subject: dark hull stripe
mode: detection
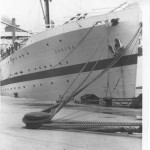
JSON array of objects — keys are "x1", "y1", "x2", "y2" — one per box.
[{"x1": 1, "y1": 54, "x2": 137, "y2": 86}]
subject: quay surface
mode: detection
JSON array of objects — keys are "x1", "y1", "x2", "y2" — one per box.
[{"x1": 0, "y1": 96, "x2": 142, "y2": 150}]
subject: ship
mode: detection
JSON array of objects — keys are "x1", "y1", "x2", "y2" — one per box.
[{"x1": 0, "y1": 1, "x2": 142, "y2": 102}]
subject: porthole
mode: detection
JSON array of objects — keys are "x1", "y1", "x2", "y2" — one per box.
[
  {"x1": 34, "y1": 68, "x2": 36, "y2": 70},
  {"x1": 22, "y1": 54, "x2": 24, "y2": 57},
  {"x1": 67, "y1": 80, "x2": 69, "y2": 82},
  {"x1": 23, "y1": 86, "x2": 25, "y2": 88},
  {"x1": 51, "y1": 82, "x2": 53, "y2": 85},
  {"x1": 18, "y1": 87, "x2": 20, "y2": 89},
  {"x1": 27, "y1": 52, "x2": 29, "y2": 55},
  {"x1": 44, "y1": 66, "x2": 46, "y2": 68},
  {"x1": 19, "y1": 56, "x2": 21, "y2": 58},
  {"x1": 40, "y1": 84, "x2": 42, "y2": 86},
  {"x1": 66, "y1": 61, "x2": 68, "y2": 64},
  {"x1": 20, "y1": 71, "x2": 23, "y2": 74},
  {"x1": 59, "y1": 63, "x2": 61, "y2": 65},
  {"x1": 59, "y1": 40, "x2": 62, "y2": 42},
  {"x1": 50, "y1": 64, "x2": 52, "y2": 67},
  {"x1": 28, "y1": 69, "x2": 30, "y2": 72},
  {"x1": 39, "y1": 67, "x2": 41, "y2": 69},
  {"x1": 46, "y1": 43, "x2": 49, "y2": 46},
  {"x1": 33, "y1": 85, "x2": 35, "y2": 87}
]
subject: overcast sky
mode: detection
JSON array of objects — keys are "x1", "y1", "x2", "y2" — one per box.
[{"x1": 0, "y1": 0, "x2": 146, "y2": 32}]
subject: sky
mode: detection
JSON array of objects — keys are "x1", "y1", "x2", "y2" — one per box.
[{"x1": 0, "y1": 0, "x2": 147, "y2": 32}]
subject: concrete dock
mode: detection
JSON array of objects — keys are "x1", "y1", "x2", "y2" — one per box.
[{"x1": 0, "y1": 96, "x2": 142, "y2": 150}]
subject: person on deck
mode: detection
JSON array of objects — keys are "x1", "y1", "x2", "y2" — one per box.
[
  {"x1": 108, "y1": 38, "x2": 124, "y2": 56},
  {"x1": 114, "y1": 38, "x2": 123, "y2": 53}
]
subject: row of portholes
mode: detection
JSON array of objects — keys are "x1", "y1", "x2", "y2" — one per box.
[
  {"x1": 2, "y1": 80, "x2": 70, "y2": 91},
  {"x1": 14, "y1": 71, "x2": 23, "y2": 75},
  {"x1": 27, "y1": 61, "x2": 69, "y2": 72},
  {"x1": 5, "y1": 52, "x2": 30, "y2": 65},
  {"x1": 11, "y1": 52, "x2": 29, "y2": 62},
  {"x1": 12, "y1": 60, "x2": 69, "y2": 76},
  {"x1": 54, "y1": 45, "x2": 75, "y2": 54}
]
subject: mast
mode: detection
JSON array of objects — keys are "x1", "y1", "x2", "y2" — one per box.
[
  {"x1": 11, "y1": 18, "x2": 16, "y2": 44},
  {"x1": 43, "y1": 0, "x2": 52, "y2": 28}
]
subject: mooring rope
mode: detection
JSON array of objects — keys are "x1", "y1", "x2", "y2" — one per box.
[{"x1": 41, "y1": 121, "x2": 142, "y2": 134}]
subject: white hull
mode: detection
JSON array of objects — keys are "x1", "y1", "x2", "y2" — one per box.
[{"x1": 0, "y1": 3, "x2": 141, "y2": 101}]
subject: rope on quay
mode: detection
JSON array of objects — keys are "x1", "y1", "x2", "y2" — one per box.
[{"x1": 41, "y1": 121, "x2": 142, "y2": 134}]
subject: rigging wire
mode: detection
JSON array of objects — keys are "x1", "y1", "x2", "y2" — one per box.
[{"x1": 39, "y1": 0, "x2": 47, "y2": 25}]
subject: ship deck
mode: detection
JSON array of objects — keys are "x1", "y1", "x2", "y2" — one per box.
[{"x1": 0, "y1": 96, "x2": 142, "y2": 150}]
